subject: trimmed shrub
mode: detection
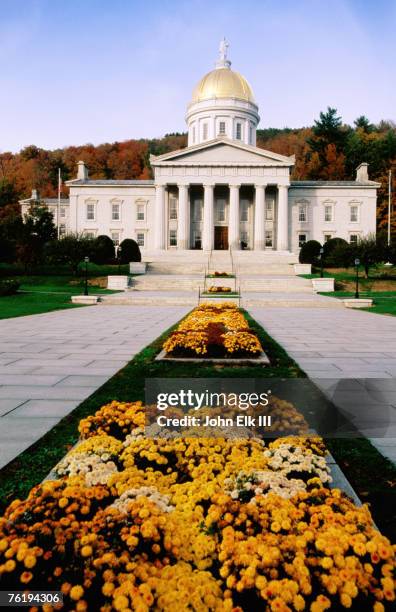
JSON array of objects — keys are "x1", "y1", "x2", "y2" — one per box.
[
  {"x1": 323, "y1": 237, "x2": 349, "y2": 266},
  {"x1": 119, "y1": 239, "x2": 141, "y2": 263},
  {"x1": 0, "y1": 280, "x2": 20, "y2": 296},
  {"x1": 91, "y1": 235, "x2": 115, "y2": 265},
  {"x1": 299, "y1": 240, "x2": 321, "y2": 264}
]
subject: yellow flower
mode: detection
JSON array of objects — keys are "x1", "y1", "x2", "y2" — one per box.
[
  {"x1": 80, "y1": 545, "x2": 93, "y2": 557},
  {"x1": 102, "y1": 582, "x2": 115, "y2": 596},
  {"x1": 4, "y1": 559, "x2": 16, "y2": 572},
  {"x1": 23, "y1": 555, "x2": 36, "y2": 569},
  {"x1": 113, "y1": 595, "x2": 129, "y2": 610},
  {"x1": 70, "y1": 585, "x2": 84, "y2": 601}
]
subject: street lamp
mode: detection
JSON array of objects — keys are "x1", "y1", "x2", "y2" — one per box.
[
  {"x1": 354, "y1": 258, "x2": 360, "y2": 299},
  {"x1": 84, "y1": 256, "x2": 89, "y2": 296},
  {"x1": 319, "y1": 247, "x2": 324, "y2": 278},
  {"x1": 117, "y1": 245, "x2": 122, "y2": 274}
]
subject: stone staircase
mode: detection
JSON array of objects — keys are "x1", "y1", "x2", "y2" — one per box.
[
  {"x1": 131, "y1": 274, "x2": 203, "y2": 291},
  {"x1": 100, "y1": 248, "x2": 343, "y2": 307},
  {"x1": 240, "y1": 276, "x2": 312, "y2": 293}
]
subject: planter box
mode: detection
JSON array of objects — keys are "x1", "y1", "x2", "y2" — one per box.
[
  {"x1": 155, "y1": 348, "x2": 270, "y2": 366},
  {"x1": 312, "y1": 278, "x2": 334, "y2": 292},
  {"x1": 107, "y1": 275, "x2": 129, "y2": 290},
  {"x1": 71, "y1": 295, "x2": 99, "y2": 305},
  {"x1": 343, "y1": 298, "x2": 373, "y2": 309},
  {"x1": 205, "y1": 277, "x2": 236, "y2": 290},
  {"x1": 129, "y1": 262, "x2": 147, "y2": 274},
  {"x1": 294, "y1": 263, "x2": 311, "y2": 275}
]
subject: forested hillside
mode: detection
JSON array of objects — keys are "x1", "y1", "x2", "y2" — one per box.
[{"x1": 0, "y1": 108, "x2": 395, "y2": 231}]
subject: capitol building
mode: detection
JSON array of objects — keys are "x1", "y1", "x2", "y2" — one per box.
[{"x1": 25, "y1": 40, "x2": 378, "y2": 255}]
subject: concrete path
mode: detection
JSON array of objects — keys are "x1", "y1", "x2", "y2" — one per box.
[
  {"x1": 0, "y1": 305, "x2": 189, "y2": 469},
  {"x1": 249, "y1": 307, "x2": 396, "y2": 463}
]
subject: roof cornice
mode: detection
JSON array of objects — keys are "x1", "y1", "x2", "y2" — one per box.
[{"x1": 150, "y1": 137, "x2": 295, "y2": 166}]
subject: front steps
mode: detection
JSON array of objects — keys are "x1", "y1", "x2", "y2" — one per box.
[
  {"x1": 100, "y1": 291, "x2": 342, "y2": 308},
  {"x1": 240, "y1": 276, "x2": 312, "y2": 293},
  {"x1": 130, "y1": 274, "x2": 311, "y2": 293}
]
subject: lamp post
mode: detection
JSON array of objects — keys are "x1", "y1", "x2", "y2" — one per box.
[
  {"x1": 354, "y1": 258, "x2": 360, "y2": 299},
  {"x1": 84, "y1": 256, "x2": 89, "y2": 296},
  {"x1": 117, "y1": 246, "x2": 122, "y2": 274},
  {"x1": 319, "y1": 247, "x2": 324, "y2": 278}
]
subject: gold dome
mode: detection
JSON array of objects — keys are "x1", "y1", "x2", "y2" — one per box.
[{"x1": 191, "y1": 67, "x2": 255, "y2": 104}]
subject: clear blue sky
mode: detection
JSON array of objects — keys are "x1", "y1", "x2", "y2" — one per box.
[{"x1": 1, "y1": 0, "x2": 395, "y2": 152}]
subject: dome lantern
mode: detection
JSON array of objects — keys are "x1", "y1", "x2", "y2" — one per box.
[{"x1": 186, "y1": 40, "x2": 260, "y2": 147}]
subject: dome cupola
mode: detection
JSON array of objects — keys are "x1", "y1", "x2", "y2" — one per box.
[{"x1": 186, "y1": 39, "x2": 260, "y2": 146}]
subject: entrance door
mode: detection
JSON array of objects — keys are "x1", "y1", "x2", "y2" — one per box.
[{"x1": 214, "y1": 226, "x2": 228, "y2": 250}]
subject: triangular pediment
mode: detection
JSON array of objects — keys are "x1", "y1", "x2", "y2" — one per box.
[{"x1": 151, "y1": 138, "x2": 294, "y2": 167}]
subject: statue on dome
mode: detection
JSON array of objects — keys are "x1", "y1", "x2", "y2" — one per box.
[{"x1": 219, "y1": 37, "x2": 229, "y2": 62}]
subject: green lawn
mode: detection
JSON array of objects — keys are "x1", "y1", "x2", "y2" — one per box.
[
  {"x1": 0, "y1": 309, "x2": 394, "y2": 540},
  {"x1": 299, "y1": 265, "x2": 396, "y2": 316},
  {"x1": 318, "y1": 291, "x2": 396, "y2": 316},
  {"x1": 0, "y1": 275, "x2": 118, "y2": 319}
]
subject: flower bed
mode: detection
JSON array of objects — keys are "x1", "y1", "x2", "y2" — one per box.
[
  {"x1": 0, "y1": 400, "x2": 394, "y2": 611},
  {"x1": 207, "y1": 272, "x2": 234, "y2": 278},
  {"x1": 163, "y1": 304, "x2": 263, "y2": 358},
  {"x1": 207, "y1": 286, "x2": 232, "y2": 293}
]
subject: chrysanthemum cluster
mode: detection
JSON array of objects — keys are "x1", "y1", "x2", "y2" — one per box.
[
  {"x1": 0, "y1": 398, "x2": 394, "y2": 611},
  {"x1": 163, "y1": 304, "x2": 263, "y2": 357}
]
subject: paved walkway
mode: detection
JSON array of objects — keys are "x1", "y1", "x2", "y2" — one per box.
[
  {"x1": 0, "y1": 305, "x2": 189, "y2": 468},
  {"x1": 249, "y1": 306, "x2": 396, "y2": 463}
]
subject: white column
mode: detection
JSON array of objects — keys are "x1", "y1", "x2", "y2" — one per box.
[
  {"x1": 229, "y1": 184, "x2": 240, "y2": 250},
  {"x1": 154, "y1": 184, "x2": 165, "y2": 250},
  {"x1": 202, "y1": 184, "x2": 214, "y2": 251},
  {"x1": 254, "y1": 184, "x2": 266, "y2": 250},
  {"x1": 177, "y1": 184, "x2": 189, "y2": 249},
  {"x1": 277, "y1": 184, "x2": 289, "y2": 251}
]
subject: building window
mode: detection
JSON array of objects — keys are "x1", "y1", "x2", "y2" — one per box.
[
  {"x1": 324, "y1": 205, "x2": 333, "y2": 222},
  {"x1": 169, "y1": 196, "x2": 178, "y2": 220},
  {"x1": 218, "y1": 121, "x2": 226, "y2": 136},
  {"x1": 169, "y1": 229, "x2": 177, "y2": 246},
  {"x1": 194, "y1": 200, "x2": 202, "y2": 221},
  {"x1": 136, "y1": 232, "x2": 145, "y2": 247},
  {"x1": 350, "y1": 205, "x2": 359, "y2": 222},
  {"x1": 59, "y1": 224, "x2": 66, "y2": 237},
  {"x1": 265, "y1": 230, "x2": 273, "y2": 247},
  {"x1": 236, "y1": 123, "x2": 242, "y2": 140},
  {"x1": 298, "y1": 204, "x2": 307, "y2": 222},
  {"x1": 111, "y1": 231, "x2": 120, "y2": 245},
  {"x1": 217, "y1": 199, "x2": 225, "y2": 222},
  {"x1": 112, "y1": 203, "x2": 120, "y2": 221},
  {"x1": 350, "y1": 234, "x2": 359, "y2": 245},
  {"x1": 203, "y1": 123, "x2": 208, "y2": 140},
  {"x1": 249, "y1": 125, "x2": 253, "y2": 144},
  {"x1": 240, "y1": 201, "x2": 248, "y2": 222},
  {"x1": 298, "y1": 234, "x2": 307, "y2": 248},
  {"x1": 136, "y1": 204, "x2": 145, "y2": 220},
  {"x1": 265, "y1": 200, "x2": 273, "y2": 221},
  {"x1": 192, "y1": 126, "x2": 196, "y2": 143},
  {"x1": 60, "y1": 207, "x2": 66, "y2": 218},
  {"x1": 193, "y1": 229, "x2": 202, "y2": 249},
  {"x1": 324, "y1": 234, "x2": 332, "y2": 242},
  {"x1": 86, "y1": 203, "x2": 95, "y2": 221},
  {"x1": 85, "y1": 231, "x2": 95, "y2": 239}
]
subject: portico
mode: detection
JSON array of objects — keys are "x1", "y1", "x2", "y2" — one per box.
[
  {"x1": 152, "y1": 179, "x2": 291, "y2": 252},
  {"x1": 151, "y1": 138, "x2": 294, "y2": 252}
]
